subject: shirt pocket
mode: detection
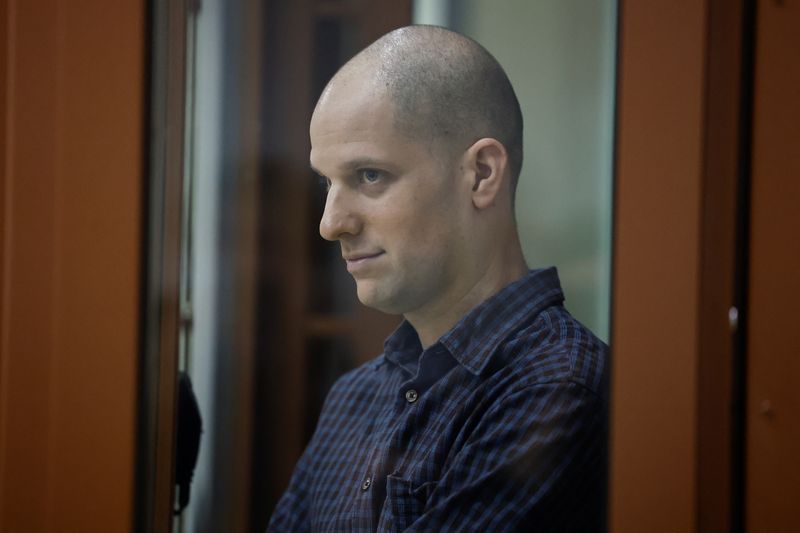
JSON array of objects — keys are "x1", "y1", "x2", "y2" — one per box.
[{"x1": 380, "y1": 474, "x2": 438, "y2": 531}]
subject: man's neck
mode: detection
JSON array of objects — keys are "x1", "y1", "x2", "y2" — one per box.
[{"x1": 406, "y1": 251, "x2": 529, "y2": 349}]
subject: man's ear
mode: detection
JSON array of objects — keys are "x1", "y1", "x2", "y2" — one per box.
[{"x1": 464, "y1": 138, "x2": 509, "y2": 209}]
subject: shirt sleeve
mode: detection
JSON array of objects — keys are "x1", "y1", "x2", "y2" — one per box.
[
  {"x1": 266, "y1": 364, "x2": 370, "y2": 532},
  {"x1": 396, "y1": 380, "x2": 607, "y2": 532},
  {"x1": 265, "y1": 440, "x2": 313, "y2": 533}
]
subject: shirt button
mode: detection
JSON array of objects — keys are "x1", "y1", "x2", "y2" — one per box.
[
  {"x1": 405, "y1": 389, "x2": 419, "y2": 403},
  {"x1": 361, "y1": 476, "x2": 372, "y2": 490}
]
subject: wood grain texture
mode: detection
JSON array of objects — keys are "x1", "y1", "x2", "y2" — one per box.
[{"x1": 0, "y1": 0, "x2": 144, "y2": 531}]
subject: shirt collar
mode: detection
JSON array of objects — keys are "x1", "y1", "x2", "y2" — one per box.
[
  {"x1": 381, "y1": 320, "x2": 423, "y2": 374},
  {"x1": 383, "y1": 268, "x2": 565, "y2": 375}
]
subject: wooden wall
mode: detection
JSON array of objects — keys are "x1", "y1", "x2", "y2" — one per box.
[
  {"x1": 745, "y1": 1, "x2": 800, "y2": 531},
  {"x1": 612, "y1": 0, "x2": 799, "y2": 531},
  {"x1": 611, "y1": 1, "x2": 707, "y2": 529},
  {"x1": 0, "y1": 1, "x2": 144, "y2": 531}
]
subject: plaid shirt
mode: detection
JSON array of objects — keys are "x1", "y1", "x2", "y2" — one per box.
[{"x1": 268, "y1": 268, "x2": 608, "y2": 532}]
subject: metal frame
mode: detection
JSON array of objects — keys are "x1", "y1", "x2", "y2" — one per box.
[{"x1": 135, "y1": 0, "x2": 188, "y2": 531}]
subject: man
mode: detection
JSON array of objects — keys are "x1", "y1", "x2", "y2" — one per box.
[{"x1": 268, "y1": 25, "x2": 607, "y2": 532}]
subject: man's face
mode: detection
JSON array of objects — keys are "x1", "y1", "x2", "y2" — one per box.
[{"x1": 309, "y1": 82, "x2": 471, "y2": 317}]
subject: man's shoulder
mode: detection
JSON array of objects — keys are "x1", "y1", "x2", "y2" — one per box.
[{"x1": 499, "y1": 305, "x2": 608, "y2": 397}]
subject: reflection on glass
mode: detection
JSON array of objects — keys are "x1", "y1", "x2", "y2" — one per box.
[
  {"x1": 173, "y1": 1, "x2": 227, "y2": 532},
  {"x1": 415, "y1": 0, "x2": 616, "y2": 340},
  {"x1": 165, "y1": 1, "x2": 616, "y2": 531}
]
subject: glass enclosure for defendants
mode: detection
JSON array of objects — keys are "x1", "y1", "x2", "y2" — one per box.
[{"x1": 140, "y1": 1, "x2": 617, "y2": 531}]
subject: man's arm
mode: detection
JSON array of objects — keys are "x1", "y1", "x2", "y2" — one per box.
[
  {"x1": 382, "y1": 381, "x2": 607, "y2": 532},
  {"x1": 266, "y1": 435, "x2": 314, "y2": 532}
]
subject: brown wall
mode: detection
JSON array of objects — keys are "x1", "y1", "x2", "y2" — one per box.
[
  {"x1": 613, "y1": 1, "x2": 800, "y2": 532},
  {"x1": 610, "y1": 1, "x2": 707, "y2": 530},
  {"x1": 746, "y1": 1, "x2": 800, "y2": 531},
  {"x1": 0, "y1": 1, "x2": 144, "y2": 531}
]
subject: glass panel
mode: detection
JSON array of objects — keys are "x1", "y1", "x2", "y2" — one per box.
[
  {"x1": 171, "y1": 0, "x2": 260, "y2": 530},
  {"x1": 157, "y1": 1, "x2": 617, "y2": 530},
  {"x1": 176, "y1": 0, "x2": 220, "y2": 531},
  {"x1": 414, "y1": 0, "x2": 617, "y2": 339}
]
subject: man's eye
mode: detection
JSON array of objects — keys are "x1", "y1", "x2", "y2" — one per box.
[{"x1": 359, "y1": 169, "x2": 382, "y2": 184}]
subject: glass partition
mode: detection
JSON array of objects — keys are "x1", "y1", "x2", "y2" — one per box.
[
  {"x1": 414, "y1": 0, "x2": 617, "y2": 339},
  {"x1": 145, "y1": 1, "x2": 618, "y2": 531}
]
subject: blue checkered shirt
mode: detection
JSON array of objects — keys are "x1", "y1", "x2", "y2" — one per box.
[{"x1": 268, "y1": 268, "x2": 608, "y2": 532}]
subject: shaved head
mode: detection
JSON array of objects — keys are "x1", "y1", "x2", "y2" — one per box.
[
  {"x1": 319, "y1": 25, "x2": 524, "y2": 187},
  {"x1": 310, "y1": 25, "x2": 530, "y2": 329}
]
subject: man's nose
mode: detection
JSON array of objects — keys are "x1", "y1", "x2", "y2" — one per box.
[{"x1": 319, "y1": 188, "x2": 362, "y2": 241}]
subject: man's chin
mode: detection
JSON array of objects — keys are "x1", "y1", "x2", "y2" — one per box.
[{"x1": 355, "y1": 282, "x2": 402, "y2": 315}]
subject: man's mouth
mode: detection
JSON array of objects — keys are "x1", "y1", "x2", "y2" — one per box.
[{"x1": 343, "y1": 251, "x2": 385, "y2": 272}]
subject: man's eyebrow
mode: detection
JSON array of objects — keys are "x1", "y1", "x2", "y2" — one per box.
[
  {"x1": 310, "y1": 157, "x2": 394, "y2": 177},
  {"x1": 339, "y1": 157, "x2": 389, "y2": 170}
]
